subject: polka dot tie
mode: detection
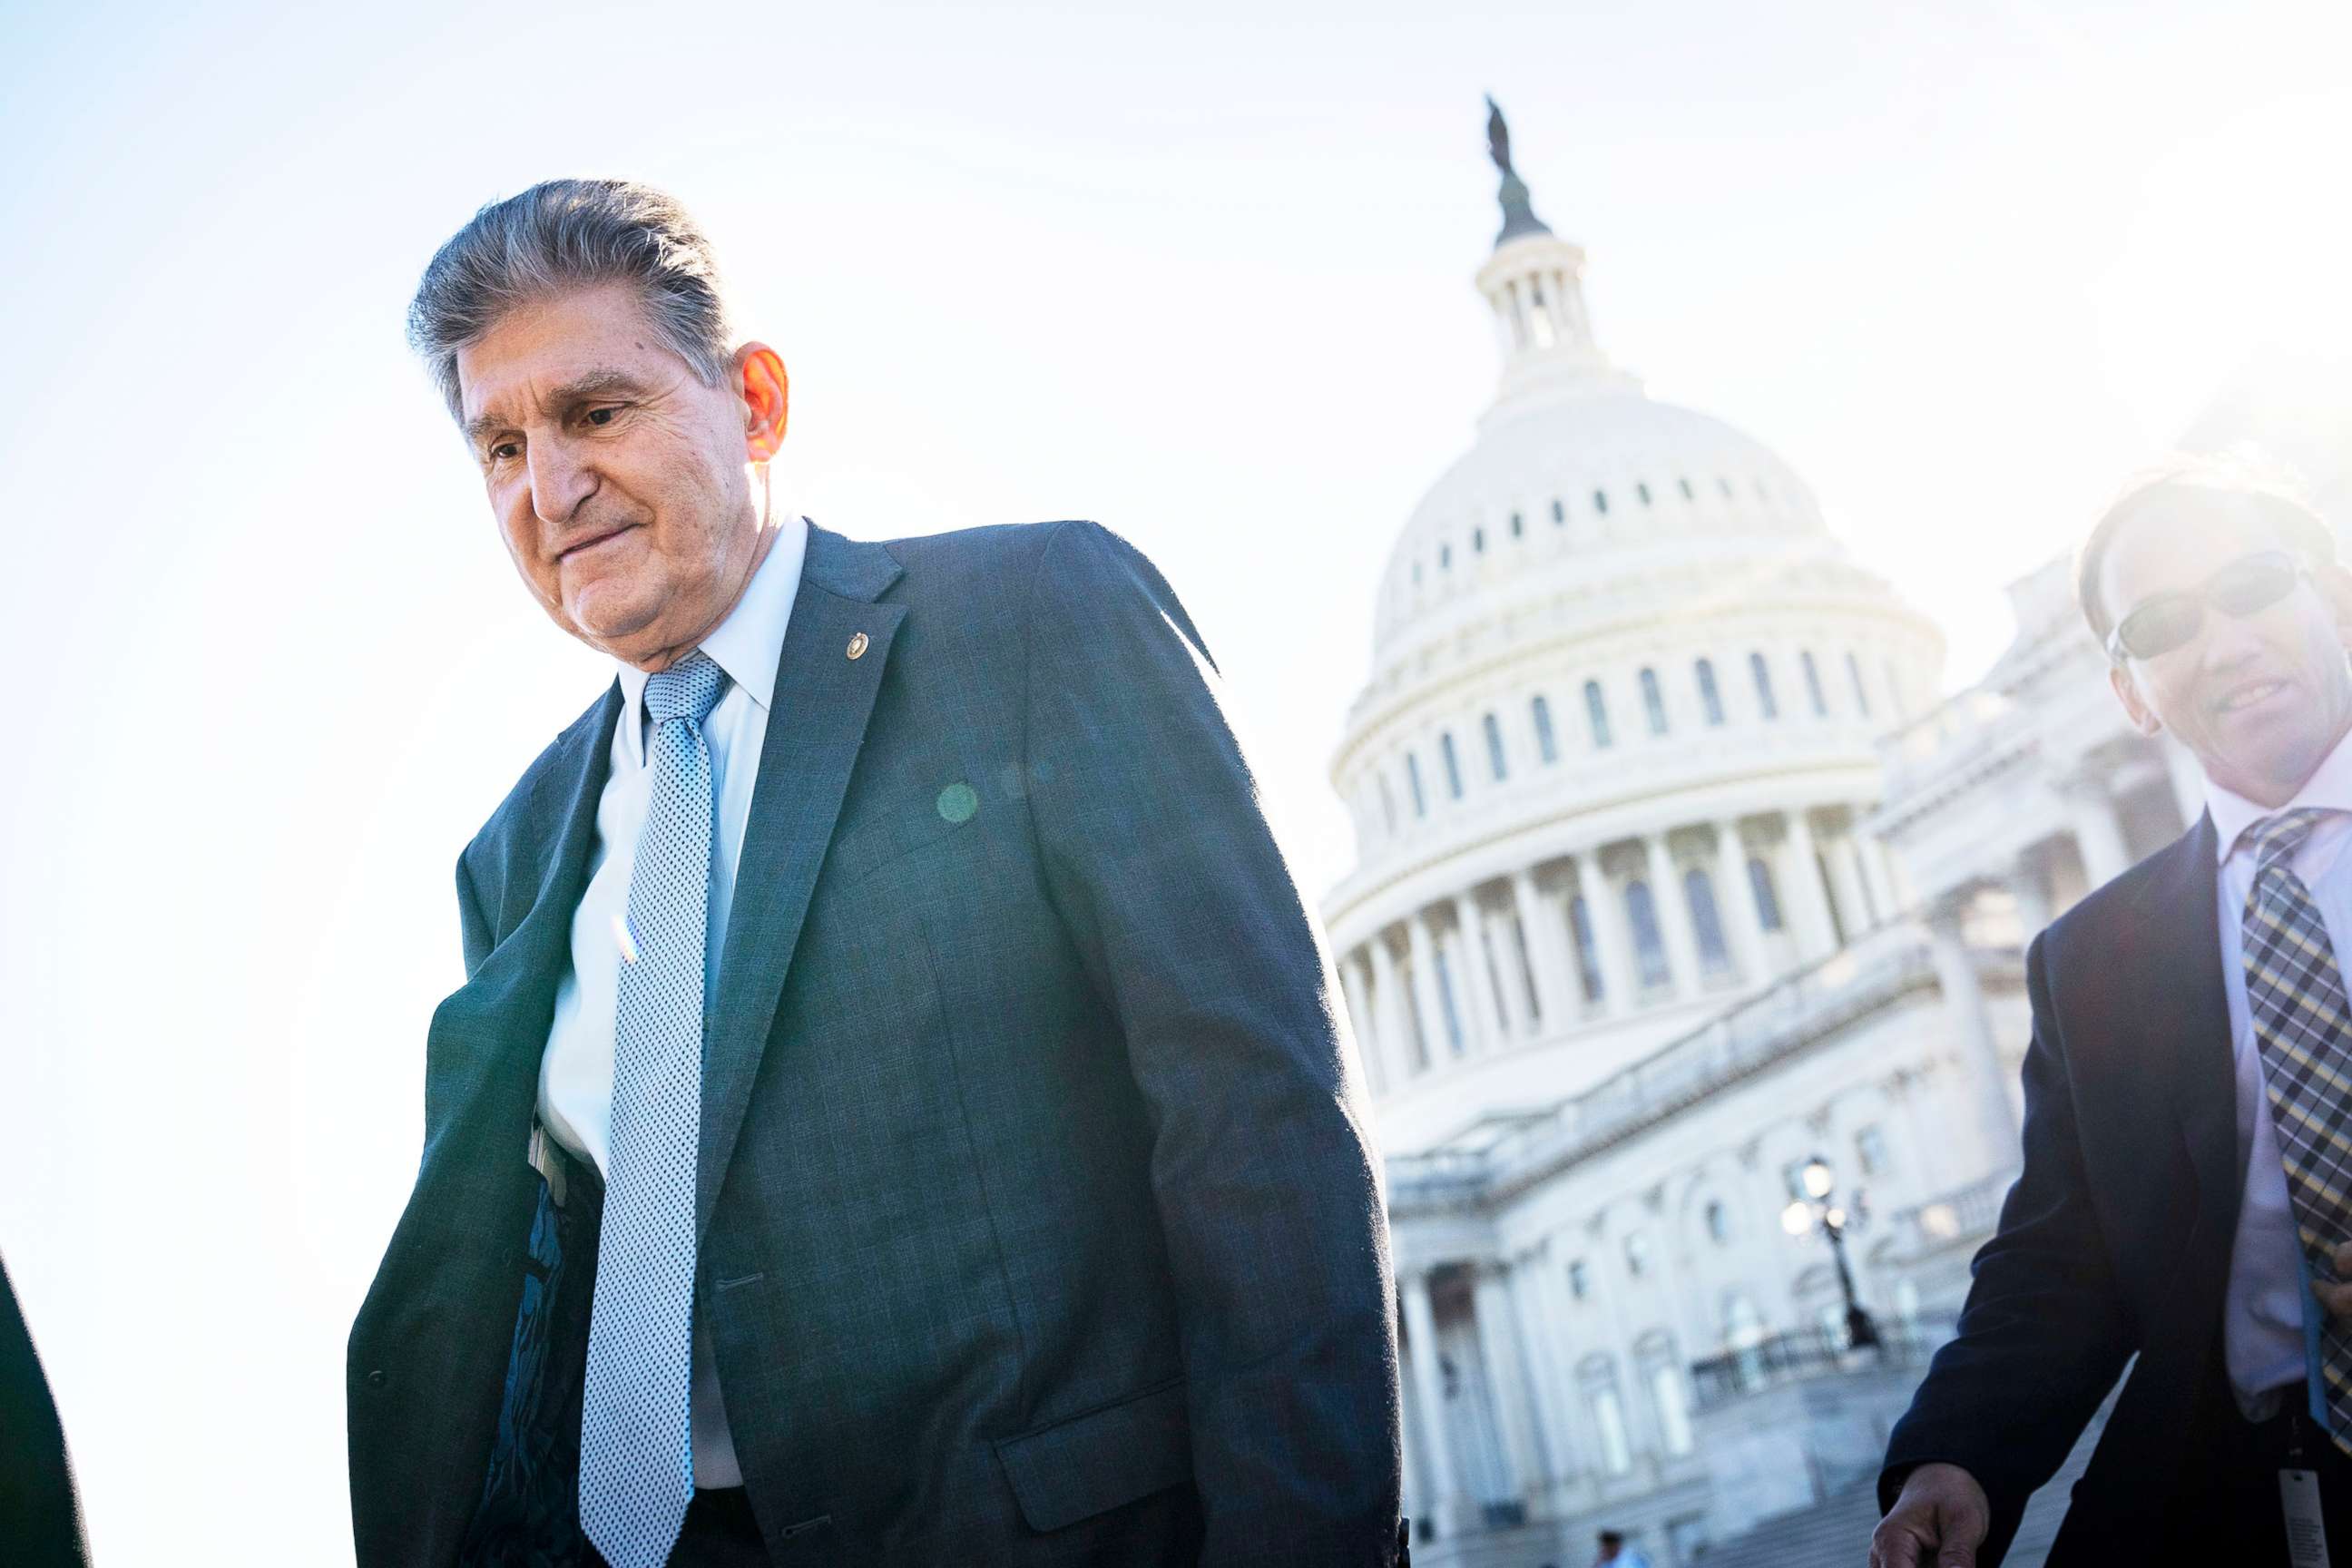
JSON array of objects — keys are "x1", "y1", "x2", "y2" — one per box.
[
  {"x1": 2241, "y1": 808, "x2": 2352, "y2": 1457},
  {"x1": 581, "y1": 652, "x2": 728, "y2": 1568}
]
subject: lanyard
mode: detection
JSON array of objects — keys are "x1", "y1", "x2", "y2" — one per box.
[{"x1": 2296, "y1": 1244, "x2": 2329, "y2": 1435}]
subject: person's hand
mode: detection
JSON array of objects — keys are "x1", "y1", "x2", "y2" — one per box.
[
  {"x1": 2315, "y1": 1243, "x2": 2352, "y2": 1322},
  {"x1": 1868, "y1": 1463, "x2": 1990, "y2": 1568}
]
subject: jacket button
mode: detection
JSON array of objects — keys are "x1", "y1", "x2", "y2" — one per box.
[{"x1": 366, "y1": 1369, "x2": 387, "y2": 1389}]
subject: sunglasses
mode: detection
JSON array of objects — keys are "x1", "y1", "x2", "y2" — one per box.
[{"x1": 2106, "y1": 549, "x2": 2310, "y2": 662}]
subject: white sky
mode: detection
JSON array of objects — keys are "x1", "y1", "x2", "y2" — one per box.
[{"x1": 2, "y1": 1, "x2": 2347, "y2": 1559}]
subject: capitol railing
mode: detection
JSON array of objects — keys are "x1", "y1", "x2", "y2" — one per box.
[
  {"x1": 1686, "y1": 1311, "x2": 1958, "y2": 1416},
  {"x1": 1387, "y1": 923, "x2": 1954, "y2": 1211},
  {"x1": 1881, "y1": 1166, "x2": 2020, "y2": 1260}
]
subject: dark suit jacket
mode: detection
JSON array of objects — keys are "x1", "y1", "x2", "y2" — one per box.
[
  {"x1": 348, "y1": 521, "x2": 1403, "y2": 1565},
  {"x1": 1881, "y1": 813, "x2": 2267, "y2": 1564},
  {"x1": 0, "y1": 1252, "x2": 91, "y2": 1568}
]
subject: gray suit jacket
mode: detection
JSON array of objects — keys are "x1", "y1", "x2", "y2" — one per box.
[{"x1": 348, "y1": 521, "x2": 1403, "y2": 1565}]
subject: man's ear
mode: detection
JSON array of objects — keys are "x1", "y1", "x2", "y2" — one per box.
[
  {"x1": 2316, "y1": 561, "x2": 2352, "y2": 653},
  {"x1": 735, "y1": 342, "x2": 789, "y2": 462},
  {"x1": 2110, "y1": 660, "x2": 2162, "y2": 738}
]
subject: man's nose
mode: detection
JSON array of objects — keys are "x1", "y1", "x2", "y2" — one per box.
[
  {"x1": 526, "y1": 437, "x2": 597, "y2": 527},
  {"x1": 2197, "y1": 604, "x2": 2268, "y2": 671}
]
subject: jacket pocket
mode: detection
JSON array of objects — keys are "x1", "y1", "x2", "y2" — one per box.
[{"x1": 992, "y1": 1377, "x2": 1193, "y2": 1534}]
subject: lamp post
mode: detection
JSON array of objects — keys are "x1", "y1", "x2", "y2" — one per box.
[{"x1": 1780, "y1": 1153, "x2": 1880, "y2": 1350}]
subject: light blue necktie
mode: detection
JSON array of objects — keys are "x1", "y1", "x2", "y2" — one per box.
[{"x1": 581, "y1": 651, "x2": 727, "y2": 1568}]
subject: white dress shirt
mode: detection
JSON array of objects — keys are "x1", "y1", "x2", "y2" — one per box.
[
  {"x1": 538, "y1": 510, "x2": 809, "y2": 1488},
  {"x1": 2208, "y1": 725, "x2": 2352, "y2": 1416}
]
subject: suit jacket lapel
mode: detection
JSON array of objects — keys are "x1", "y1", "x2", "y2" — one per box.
[
  {"x1": 698, "y1": 525, "x2": 906, "y2": 1242},
  {"x1": 2124, "y1": 813, "x2": 2240, "y2": 1230}
]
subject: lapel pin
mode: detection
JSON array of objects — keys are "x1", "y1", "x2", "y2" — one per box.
[{"x1": 847, "y1": 631, "x2": 869, "y2": 661}]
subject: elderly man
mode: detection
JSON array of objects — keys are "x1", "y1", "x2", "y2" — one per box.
[
  {"x1": 1870, "y1": 456, "x2": 2352, "y2": 1565},
  {"x1": 346, "y1": 180, "x2": 1402, "y2": 1568}
]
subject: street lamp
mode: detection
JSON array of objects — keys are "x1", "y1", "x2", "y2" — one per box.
[{"x1": 1779, "y1": 1154, "x2": 1880, "y2": 1350}]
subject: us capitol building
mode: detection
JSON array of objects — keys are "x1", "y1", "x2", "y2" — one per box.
[{"x1": 1320, "y1": 112, "x2": 2233, "y2": 1566}]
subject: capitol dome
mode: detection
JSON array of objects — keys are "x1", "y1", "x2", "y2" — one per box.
[{"x1": 1324, "y1": 121, "x2": 1945, "y2": 1160}]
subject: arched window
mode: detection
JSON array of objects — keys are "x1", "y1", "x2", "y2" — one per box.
[
  {"x1": 1482, "y1": 711, "x2": 1507, "y2": 781},
  {"x1": 1472, "y1": 527, "x2": 1485, "y2": 554},
  {"x1": 1439, "y1": 544, "x2": 1452, "y2": 570},
  {"x1": 1625, "y1": 879, "x2": 1671, "y2": 988},
  {"x1": 1749, "y1": 652, "x2": 1779, "y2": 720},
  {"x1": 1636, "y1": 481, "x2": 1653, "y2": 506},
  {"x1": 1593, "y1": 488, "x2": 1610, "y2": 515},
  {"x1": 1406, "y1": 754, "x2": 1427, "y2": 818},
  {"x1": 1585, "y1": 681, "x2": 1613, "y2": 749},
  {"x1": 1569, "y1": 895, "x2": 1603, "y2": 1001},
  {"x1": 1846, "y1": 650, "x2": 1872, "y2": 718},
  {"x1": 1432, "y1": 946, "x2": 1465, "y2": 1055},
  {"x1": 1439, "y1": 732, "x2": 1464, "y2": 799},
  {"x1": 1801, "y1": 650, "x2": 1828, "y2": 716},
  {"x1": 1532, "y1": 694, "x2": 1559, "y2": 763},
  {"x1": 1551, "y1": 498, "x2": 1566, "y2": 524},
  {"x1": 1704, "y1": 1199, "x2": 1731, "y2": 1245},
  {"x1": 1640, "y1": 667, "x2": 1669, "y2": 735},
  {"x1": 1377, "y1": 773, "x2": 1396, "y2": 832},
  {"x1": 1679, "y1": 476, "x2": 1695, "y2": 501},
  {"x1": 1684, "y1": 867, "x2": 1732, "y2": 975},
  {"x1": 1509, "y1": 511, "x2": 1524, "y2": 538},
  {"x1": 1746, "y1": 857, "x2": 1784, "y2": 932},
  {"x1": 1695, "y1": 658, "x2": 1725, "y2": 726}
]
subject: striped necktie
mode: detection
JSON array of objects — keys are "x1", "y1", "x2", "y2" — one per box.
[
  {"x1": 580, "y1": 652, "x2": 728, "y2": 1567},
  {"x1": 2241, "y1": 806, "x2": 2352, "y2": 1455}
]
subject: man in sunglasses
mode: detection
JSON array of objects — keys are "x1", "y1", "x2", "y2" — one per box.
[{"x1": 1869, "y1": 455, "x2": 2352, "y2": 1567}]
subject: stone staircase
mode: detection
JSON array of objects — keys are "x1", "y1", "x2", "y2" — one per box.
[{"x1": 1688, "y1": 1406, "x2": 2105, "y2": 1568}]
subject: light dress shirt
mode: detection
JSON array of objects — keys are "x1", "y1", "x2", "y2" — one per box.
[
  {"x1": 537, "y1": 510, "x2": 809, "y2": 1488},
  {"x1": 2208, "y1": 724, "x2": 2352, "y2": 1417}
]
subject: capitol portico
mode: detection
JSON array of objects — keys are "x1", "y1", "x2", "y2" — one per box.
[{"x1": 1318, "y1": 113, "x2": 2233, "y2": 1566}]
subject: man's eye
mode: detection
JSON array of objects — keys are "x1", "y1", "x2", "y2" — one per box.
[
  {"x1": 488, "y1": 440, "x2": 521, "y2": 462},
  {"x1": 584, "y1": 407, "x2": 620, "y2": 427}
]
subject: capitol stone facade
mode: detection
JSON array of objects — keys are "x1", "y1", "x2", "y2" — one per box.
[{"x1": 1321, "y1": 137, "x2": 2210, "y2": 1565}]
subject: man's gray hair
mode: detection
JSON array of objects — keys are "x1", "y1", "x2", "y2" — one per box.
[
  {"x1": 407, "y1": 178, "x2": 736, "y2": 423},
  {"x1": 2073, "y1": 443, "x2": 2336, "y2": 642}
]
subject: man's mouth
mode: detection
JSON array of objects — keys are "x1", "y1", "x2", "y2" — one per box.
[
  {"x1": 2213, "y1": 678, "x2": 2291, "y2": 715},
  {"x1": 558, "y1": 524, "x2": 636, "y2": 563}
]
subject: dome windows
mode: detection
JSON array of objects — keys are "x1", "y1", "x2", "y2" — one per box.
[
  {"x1": 1532, "y1": 694, "x2": 1559, "y2": 763},
  {"x1": 1684, "y1": 867, "x2": 1732, "y2": 976},
  {"x1": 1482, "y1": 711, "x2": 1508, "y2": 781},
  {"x1": 1439, "y1": 732, "x2": 1465, "y2": 799},
  {"x1": 1800, "y1": 650, "x2": 1828, "y2": 717},
  {"x1": 1406, "y1": 754, "x2": 1428, "y2": 818},
  {"x1": 1746, "y1": 858, "x2": 1785, "y2": 932},
  {"x1": 1584, "y1": 681, "x2": 1613, "y2": 749},
  {"x1": 1551, "y1": 498, "x2": 1565, "y2": 525},
  {"x1": 1749, "y1": 652, "x2": 1779, "y2": 720},
  {"x1": 1679, "y1": 476, "x2": 1695, "y2": 501},
  {"x1": 1636, "y1": 482, "x2": 1653, "y2": 506},
  {"x1": 1640, "y1": 668, "x2": 1668, "y2": 736},
  {"x1": 1472, "y1": 528, "x2": 1485, "y2": 554},
  {"x1": 1439, "y1": 544, "x2": 1453, "y2": 571},
  {"x1": 1846, "y1": 650, "x2": 1872, "y2": 718},
  {"x1": 1718, "y1": 475, "x2": 1734, "y2": 499},
  {"x1": 1625, "y1": 881, "x2": 1671, "y2": 988},
  {"x1": 1509, "y1": 510, "x2": 1524, "y2": 538},
  {"x1": 1593, "y1": 489, "x2": 1610, "y2": 515},
  {"x1": 1695, "y1": 659, "x2": 1725, "y2": 726}
]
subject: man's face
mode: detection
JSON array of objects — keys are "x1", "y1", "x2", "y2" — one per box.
[
  {"x1": 457, "y1": 282, "x2": 785, "y2": 670},
  {"x1": 2102, "y1": 491, "x2": 2352, "y2": 806}
]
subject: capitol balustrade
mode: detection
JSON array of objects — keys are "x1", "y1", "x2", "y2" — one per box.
[
  {"x1": 1687, "y1": 1311, "x2": 1956, "y2": 1416},
  {"x1": 1386, "y1": 921, "x2": 1979, "y2": 1215}
]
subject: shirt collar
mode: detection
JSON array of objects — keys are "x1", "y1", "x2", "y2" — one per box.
[
  {"x1": 2206, "y1": 723, "x2": 2352, "y2": 864},
  {"x1": 613, "y1": 510, "x2": 810, "y2": 769}
]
